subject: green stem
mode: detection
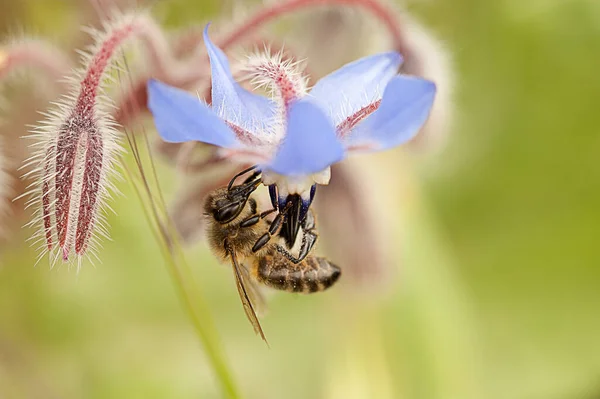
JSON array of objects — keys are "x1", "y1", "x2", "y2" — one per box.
[{"x1": 121, "y1": 143, "x2": 240, "y2": 398}]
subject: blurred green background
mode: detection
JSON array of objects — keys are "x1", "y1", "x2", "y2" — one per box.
[{"x1": 1, "y1": 0, "x2": 599, "y2": 398}]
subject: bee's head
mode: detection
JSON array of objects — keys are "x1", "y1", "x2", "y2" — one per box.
[{"x1": 206, "y1": 179, "x2": 260, "y2": 224}]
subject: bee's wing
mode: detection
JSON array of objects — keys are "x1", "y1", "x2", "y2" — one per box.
[
  {"x1": 239, "y1": 264, "x2": 268, "y2": 317},
  {"x1": 227, "y1": 247, "x2": 268, "y2": 345}
]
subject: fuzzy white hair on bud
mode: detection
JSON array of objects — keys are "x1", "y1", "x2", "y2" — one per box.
[
  {"x1": 20, "y1": 11, "x2": 166, "y2": 268},
  {"x1": 244, "y1": 48, "x2": 309, "y2": 99},
  {"x1": 243, "y1": 48, "x2": 309, "y2": 138}
]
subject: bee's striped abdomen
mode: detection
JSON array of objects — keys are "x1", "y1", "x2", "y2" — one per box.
[{"x1": 256, "y1": 254, "x2": 341, "y2": 294}]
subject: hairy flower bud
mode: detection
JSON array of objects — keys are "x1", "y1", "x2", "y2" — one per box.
[{"x1": 24, "y1": 12, "x2": 163, "y2": 265}]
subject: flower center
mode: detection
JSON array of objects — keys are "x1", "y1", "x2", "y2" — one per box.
[{"x1": 262, "y1": 167, "x2": 331, "y2": 200}]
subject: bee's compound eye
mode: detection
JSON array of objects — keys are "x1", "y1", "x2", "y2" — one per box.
[
  {"x1": 215, "y1": 202, "x2": 242, "y2": 223},
  {"x1": 215, "y1": 199, "x2": 228, "y2": 208}
]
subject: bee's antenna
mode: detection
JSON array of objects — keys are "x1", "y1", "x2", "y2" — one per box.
[
  {"x1": 227, "y1": 165, "x2": 259, "y2": 191},
  {"x1": 229, "y1": 178, "x2": 261, "y2": 200}
]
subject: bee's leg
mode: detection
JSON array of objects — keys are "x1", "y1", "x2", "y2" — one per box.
[
  {"x1": 268, "y1": 185, "x2": 278, "y2": 210},
  {"x1": 251, "y1": 201, "x2": 294, "y2": 252},
  {"x1": 303, "y1": 209, "x2": 316, "y2": 232},
  {"x1": 251, "y1": 211, "x2": 285, "y2": 252},
  {"x1": 297, "y1": 230, "x2": 318, "y2": 262},
  {"x1": 275, "y1": 229, "x2": 318, "y2": 264},
  {"x1": 239, "y1": 208, "x2": 277, "y2": 228},
  {"x1": 300, "y1": 210, "x2": 319, "y2": 259}
]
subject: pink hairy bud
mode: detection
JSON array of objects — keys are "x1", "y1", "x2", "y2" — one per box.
[
  {"x1": 24, "y1": 12, "x2": 164, "y2": 266},
  {"x1": 245, "y1": 50, "x2": 308, "y2": 111},
  {"x1": 244, "y1": 51, "x2": 308, "y2": 137}
]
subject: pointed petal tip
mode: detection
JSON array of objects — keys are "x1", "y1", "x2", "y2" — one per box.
[
  {"x1": 202, "y1": 22, "x2": 276, "y2": 139},
  {"x1": 344, "y1": 75, "x2": 437, "y2": 151},
  {"x1": 147, "y1": 79, "x2": 239, "y2": 147},
  {"x1": 414, "y1": 76, "x2": 437, "y2": 93},
  {"x1": 203, "y1": 23, "x2": 212, "y2": 41},
  {"x1": 384, "y1": 50, "x2": 403, "y2": 67}
]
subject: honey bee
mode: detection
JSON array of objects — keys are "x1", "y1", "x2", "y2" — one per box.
[{"x1": 204, "y1": 168, "x2": 341, "y2": 342}]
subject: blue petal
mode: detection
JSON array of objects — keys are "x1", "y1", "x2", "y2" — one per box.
[
  {"x1": 268, "y1": 100, "x2": 345, "y2": 175},
  {"x1": 345, "y1": 76, "x2": 436, "y2": 150},
  {"x1": 308, "y1": 52, "x2": 403, "y2": 126},
  {"x1": 148, "y1": 79, "x2": 239, "y2": 148},
  {"x1": 203, "y1": 25, "x2": 276, "y2": 135}
]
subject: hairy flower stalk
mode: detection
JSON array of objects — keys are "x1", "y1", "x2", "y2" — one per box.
[
  {"x1": 25, "y1": 13, "x2": 168, "y2": 264},
  {"x1": 0, "y1": 39, "x2": 72, "y2": 84},
  {"x1": 0, "y1": 139, "x2": 8, "y2": 232},
  {"x1": 220, "y1": 0, "x2": 406, "y2": 53}
]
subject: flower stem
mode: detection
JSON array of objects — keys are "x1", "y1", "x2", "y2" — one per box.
[
  {"x1": 75, "y1": 13, "x2": 176, "y2": 116},
  {"x1": 123, "y1": 161, "x2": 241, "y2": 398},
  {"x1": 0, "y1": 39, "x2": 72, "y2": 83},
  {"x1": 117, "y1": 50, "x2": 241, "y2": 397},
  {"x1": 220, "y1": 0, "x2": 407, "y2": 54}
]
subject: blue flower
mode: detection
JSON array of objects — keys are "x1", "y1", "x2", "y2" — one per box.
[{"x1": 148, "y1": 25, "x2": 436, "y2": 199}]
